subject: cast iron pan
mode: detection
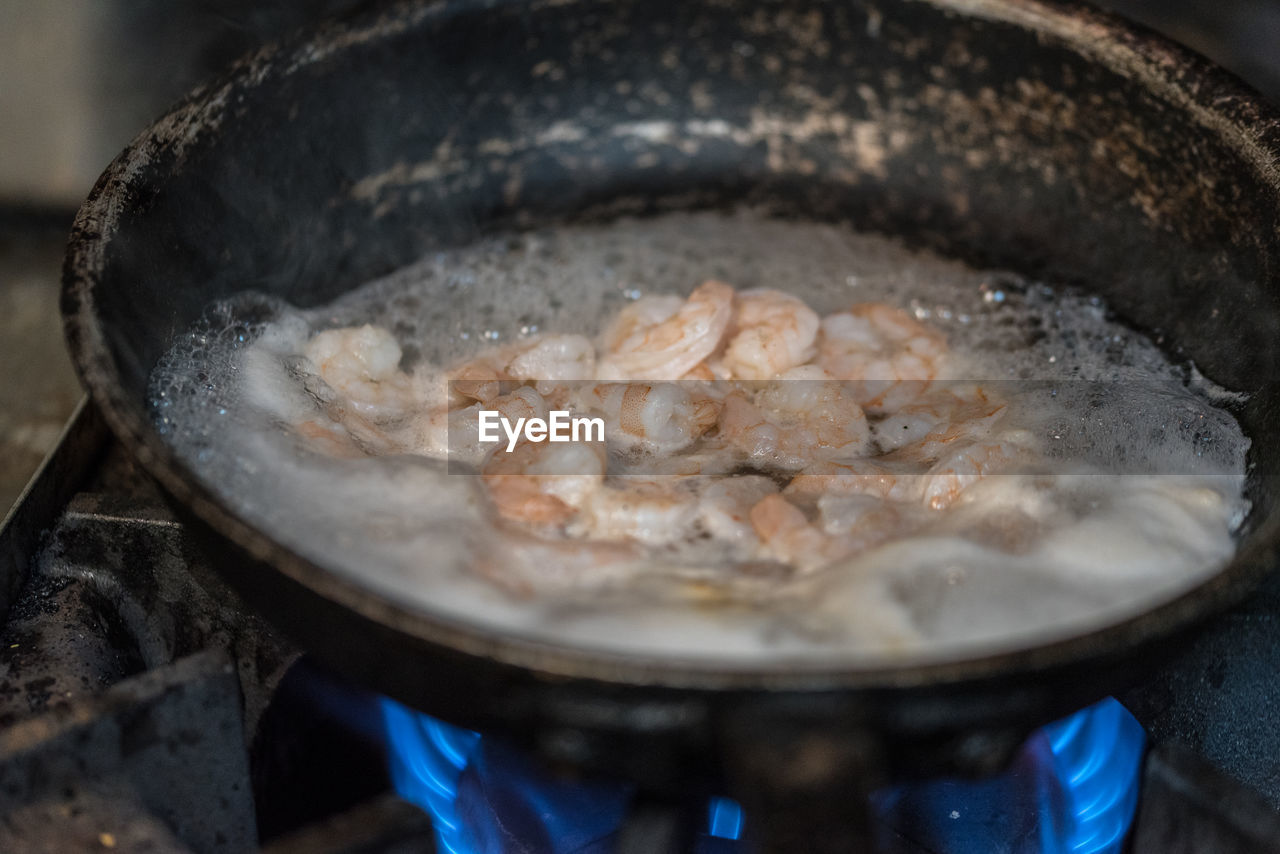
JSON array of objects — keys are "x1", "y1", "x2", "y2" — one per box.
[{"x1": 60, "y1": 0, "x2": 1280, "y2": 837}]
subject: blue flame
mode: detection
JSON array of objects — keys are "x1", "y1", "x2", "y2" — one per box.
[
  {"x1": 381, "y1": 696, "x2": 1143, "y2": 853},
  {"x1": 707, "y1": 796, "x2": 745, "y2": 840},
  {"x1": 1042, "y1": 697, "x2": 1145, "y2": 853},
  {"x1": 380, "y1": 698, "x2": 480, "y2": 854}
]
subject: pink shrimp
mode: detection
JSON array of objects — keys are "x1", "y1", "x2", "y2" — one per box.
[
  {"x1": 817, "y1": 303, "x2": 947, "y2": 414},
  {"x1": 480, "y1": 434, "x2": 606, "y2": 526},
  {"x1": 304, "y1": 324, "x2": 416, "y2": 417},
  {"x1": 748, "y1": 493, "x2": 894, "y2": 573},
  {"x1": 920, "y1": 431, "x2": 1039, "y2": 510},
  {"x1": 719, "y1": 288, "x2": 821, "y2": 379},
  {"x1": 580, "y1": 381, "x2": 721, "y2": 454},
  {"x1": 785, "y1": 459, "x2": 923, "y2": 504},
  {"x1": 874, "y1": 385, "x2": 1007, "y2": 456},
  {"x1": 717, "y1": 376, "x2": 871, "y2": 470},
  {"x1": 597, "y1": 280, "x2": 734, "y2": 380}
]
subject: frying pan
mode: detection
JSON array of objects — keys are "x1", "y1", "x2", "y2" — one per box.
[{"x1": 61, "y1": 0, "x2": 1280, "y2": 845}]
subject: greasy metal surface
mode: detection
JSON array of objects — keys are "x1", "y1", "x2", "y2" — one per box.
[
  {"x1": 0, "y1": 399, "x2": 108, "y2": 628},
  {"x1": 1121, "y1": 564, "x2": 1280, "y2": 807},
  {"x1": 0, "y1": 439, "x2": 295, "y2": 739},
  {"x1": 0, "y1": 649, "x2": 256, "y2": 853},
  {"x1": 0, "y1": 559, "x2": 144, "y2": 728},
  {"x1": 0, "y1": 426, "x2": 401, "y2": 844},
  {"x1": 1, "y1": 789, "x2": 197, "y2": 853},
  {"x1": 1129, "y1": 743, "x2": 1280, "y2": 853},
  {"x1": 261, "y1": 795, "x2": 437, "y2": 854},
  {"x1": 59, "y1": 0, "x2": 1280, "y2": 784}
]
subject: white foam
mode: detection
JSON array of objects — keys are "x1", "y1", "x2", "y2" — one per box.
[{"x1": 147, "y1": 210, "x2": 1251, "y2": 665}]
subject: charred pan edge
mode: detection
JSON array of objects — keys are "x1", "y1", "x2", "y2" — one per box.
[
  {"x1": 934, "y1": 0, "x2": 1280, "y2": 184},
  {"x1": 61, "y1": 0, "x2": 1280, "y2": 694}
]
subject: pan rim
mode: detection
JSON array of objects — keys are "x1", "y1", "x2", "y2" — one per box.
[{"x1": 60, "y1": 0, "x2": 1280, "y2": 694}]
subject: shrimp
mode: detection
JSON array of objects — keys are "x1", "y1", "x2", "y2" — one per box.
[
  {"x1": 505, "y1": 334, "x2": 596, "y2": 383},
  {"x1": 421, "y1": 385, "x2": 550, "y2": 465},
  {"x1": 447, "y1": 333, "x2": 594, "y2": 405},
  {"x1": 720, "y1": 288, "x2": 820, "y2": 379},
  {"x1": 749, "y1": 494, "x2": 876, "y2": 573},
  {"x1": 481, "y1": 436, "x2": 606, "y2": 526},
  {"x1": 570, "y1": 477, "x2": 700, "y2": 546},
  {"x1": 815, "y1": 492, "x2": 902, "y2": 542},
  {"x1": 598, "y1": 280, "x2": 734, "y2": 380},
  {"x1": 873, "y1": 385, "x2": 1006, "y2": 455},
  {"x1": 580, "y1": 382, "x2": 721, "y2": 454},
  {"x1": 919, "y1": 430, "x2": 1039, "y2": 510},
  {"x1": 304, "y1": 324, "x2": 416, "y2": 416},
  {"x1": 785, "y1": 459, "x2": 923, "y2": 504},
  {"x1": 292, "y1": 281, "x2": 1058, "y2": 593},
  {"x1": 447, "y1": 357, "x2": 507, "y2": 407},
  {"x1": 695, "y1": 475, "x2": 779, "y2": 548},
  {"x1": 785, "y1": 431, "x2": 1039, "y2": 511},
  {"x1": 718, "y1": 374, "x2": 871, "y2": 470},
  {"x1": 681, "y1": 362, "x2": 718, "y2": 381},
  {"x1": 817, "y1": 303, "x2": 947, "y2": 414},
  {"x1": 290, "y1": 360, "x2": 417, "y2": 457},
  {"x1": 599, "y1": 295, "x2": 684, "y2": 352}
]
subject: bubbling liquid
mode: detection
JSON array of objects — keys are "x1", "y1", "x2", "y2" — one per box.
[{"x1": 148, "y1": 210, "x2": 1249, "y2": 663}]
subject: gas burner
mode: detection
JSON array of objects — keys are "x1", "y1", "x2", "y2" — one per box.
[{"x1": 380, "y1": 696, "x2": 1143, "y2": 854}]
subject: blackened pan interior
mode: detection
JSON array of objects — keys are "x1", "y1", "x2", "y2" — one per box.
[{"x1": 62, "y1": 0, "x2": 1280, "y2": 726}]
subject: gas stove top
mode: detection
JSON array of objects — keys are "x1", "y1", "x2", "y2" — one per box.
[
  {"x1": 1, "y1": 401, "x2": 1278, "y2": 853},
  {"x1": 4, "y1": 0, "x2": 1280, "y2": 847}
]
